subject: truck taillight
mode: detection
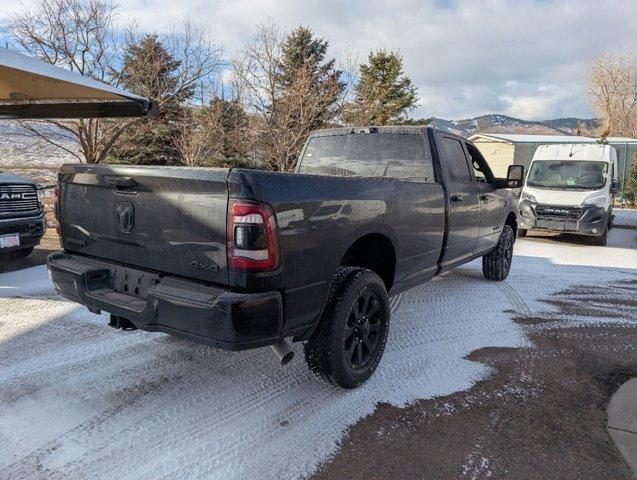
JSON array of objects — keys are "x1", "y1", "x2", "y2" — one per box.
[
  {"x1": 227, "y1": 200, "x2": 279, "y2": 271},
  {"x1": 53, "y1": 185, "x2": 61, "y2": 235}
]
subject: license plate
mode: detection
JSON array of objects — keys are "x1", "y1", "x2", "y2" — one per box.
[
  {"x1": 113, "y1": 267, "x2": 159, "y2": 300},
  {"x1": 537, "y1": 220, "x2": 576, "y2": 231},
  {"x1": 549, "y1": 221, "x2": 566, "y2": 231},
  {"x1": 0, "y1": 233, "x2": 20, "y2": 249}
]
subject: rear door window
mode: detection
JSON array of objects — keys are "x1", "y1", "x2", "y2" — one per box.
[
  {"x1": 440, "y1": 137, "x2": 472, "y2": 181},
  {"x1": 299, "y1": 133, "x2": 435, "y2": 182}
]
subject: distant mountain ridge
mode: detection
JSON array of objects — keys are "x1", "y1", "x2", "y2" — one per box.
[
  {"x1": 431, "y1": 114, "x2": 600, "y2": 137},
  {"x1": 0, "y1": 115, "x2": 602, "y2": 168},
  {"x1": 0, "y1": 121, "x2": 76, "y2": 167}
]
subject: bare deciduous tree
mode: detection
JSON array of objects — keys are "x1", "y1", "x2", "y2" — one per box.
[
  {"x1": 173, "y1": 107, "x2": 212, "y2": 166},
  {"x1": 174, "y1": 94, "x2": 251, "y2": 167},
  {"x1": 232, "y1": 23, "x2": 343, "y2": 171},
  {"x1": 9, "y1": 0, "x2": 220, "y2": 164},
  {"x1": 588, "y1": 53, "x2": 637, "y2": 138}
]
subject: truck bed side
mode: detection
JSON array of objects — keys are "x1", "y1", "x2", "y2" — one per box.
[{"x1": 228, "y1": 169, "x2": 445, "y2": 335}]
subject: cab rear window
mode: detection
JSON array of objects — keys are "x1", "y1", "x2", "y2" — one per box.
[{"x1": 298, "y1": 133, "x2": 435, "y2": 182}]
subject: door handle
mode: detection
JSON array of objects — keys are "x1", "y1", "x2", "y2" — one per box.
[{"x1": 451, "y1": 195, "x2": 463, "y2": 202}]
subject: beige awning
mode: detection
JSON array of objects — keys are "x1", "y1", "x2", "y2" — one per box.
[{"x1": 0, "y1": 47, "x2": 154, "y2": 119}]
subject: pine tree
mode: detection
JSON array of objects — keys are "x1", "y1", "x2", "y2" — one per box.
[
  {"x1": 109, "y1": 34, "x2": 189, "y2": 165},
  {"x1": 350, "y1": 50, "x2": 421, "y2": 125},
  {"x1": 205, "y1": 96, "x2": 250, "y2": 162},
  {"x1": 275, "y1": 26, "x2": 344, "y2": 130}
]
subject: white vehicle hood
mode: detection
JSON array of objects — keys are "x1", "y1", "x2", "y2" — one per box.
[{"x1": 523, "y1": 186, "x2": 605, "y2": 207}]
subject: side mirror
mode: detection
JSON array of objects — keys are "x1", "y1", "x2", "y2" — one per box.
[
  {"x1": 610, "y1": 179, "x2": 620, "y2": 194},
  {"x1": 504, "y1": 165, "x2": 524, "y2": 188},
  {"x1": 493, "y1": 165, "x2": 524, "y2": 189}
]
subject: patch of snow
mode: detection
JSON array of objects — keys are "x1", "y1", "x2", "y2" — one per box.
[
  {"x1": 614, "y1": 208, "x2": 637, "y2": 228},
  {"x1": 0, "y1": 226, "x2": 636, "y2": 479}
]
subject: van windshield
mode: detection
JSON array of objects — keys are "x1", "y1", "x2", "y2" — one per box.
[{"x1": 527, "y1": 160, "x2": 608, "y2": 190}]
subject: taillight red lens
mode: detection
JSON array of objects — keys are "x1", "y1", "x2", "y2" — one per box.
[{"x1": 227, "y1": 200, "x2": 279, "y2": 271}]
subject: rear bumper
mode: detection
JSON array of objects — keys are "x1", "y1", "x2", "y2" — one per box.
[
  {"x1": 518, "y1": 202, "x2": 609, "y2": 236},
  {"x1": 0, "y1": 212, "x2": 45, "y2": 251},
  {"x1": 47, "y1": 252, "x2": 283, "y2": 351}
]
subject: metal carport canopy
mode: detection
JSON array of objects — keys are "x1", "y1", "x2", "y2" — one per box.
[{"x1": 0, "y1": 47, "x2": 153, "y2": 119}]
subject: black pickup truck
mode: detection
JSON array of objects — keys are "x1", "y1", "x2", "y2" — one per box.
[
  {"x1": 0, "y1": 171, "x2": 45, "y2": 259},
  {"x1": 48, "y1": 126, "x2": 523, "y2": 388}
]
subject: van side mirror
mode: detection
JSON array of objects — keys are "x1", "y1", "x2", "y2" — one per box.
[{"x1": 610, "y1": 179, "x2": 620, "y2": 194}]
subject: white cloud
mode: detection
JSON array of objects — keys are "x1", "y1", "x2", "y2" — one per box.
[{"x1": 1, "y1": 0, "x2": 636, "y2": 120}]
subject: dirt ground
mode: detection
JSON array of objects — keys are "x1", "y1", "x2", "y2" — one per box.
[{"x1": 314, "y1": 275, "x2": 637, "y2": 480}]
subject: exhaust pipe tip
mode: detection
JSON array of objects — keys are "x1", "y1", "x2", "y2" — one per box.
[{"x1": 270, "y1": 339, "x2": 294, "y2": 366}]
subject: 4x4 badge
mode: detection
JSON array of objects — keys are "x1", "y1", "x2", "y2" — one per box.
[{"x1": 115, "y1": 202, "x2": 135, "y2": 233}]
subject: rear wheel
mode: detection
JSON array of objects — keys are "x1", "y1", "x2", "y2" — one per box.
[
  {"x1": 483, "y1": 225, "x2": 515, "y2": 281},
  {"x1": 304, "y1": 267, "x2": 390, "y2": 389}
]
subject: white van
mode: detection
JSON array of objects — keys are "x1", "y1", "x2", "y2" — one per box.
[{"x1": 518, "y1": 144, "x2": 619, "y2": 245}]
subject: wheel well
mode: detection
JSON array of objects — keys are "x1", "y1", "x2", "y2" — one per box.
[
  {"x1": 505, "y1": 212, "x2": 517, "y2": 237},
  {"x1": 340, "y1": 234, "x2": 396, "y2": 291}
]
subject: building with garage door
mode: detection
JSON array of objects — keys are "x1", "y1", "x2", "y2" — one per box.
[{"x1": 469, "y1": 133, "x2": 637, "y2": 199}]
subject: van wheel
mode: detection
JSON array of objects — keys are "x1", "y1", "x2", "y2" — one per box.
[
  {"x1": 590, "y1": 225, "x2": 608, "y2": 246},
  {"x1": 483, "y1": 225, "x2": 515, "y2": 281},
  {"x1": 304, "y1": 267, "x2": 390, "y2": 389}
]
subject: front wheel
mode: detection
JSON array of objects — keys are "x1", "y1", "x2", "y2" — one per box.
[
  {"x1": 0, "y1": 247, "x2": 34, "y2": 261},
  {"x1": 304, "y1": 267, "x2": 390, "y2": 389},
  {"x1": 483, "y1": 225, "x2": 515, "y2": 281},
  {"x1": 590, "y1": 225, "x2": 608, "y2": 246}
]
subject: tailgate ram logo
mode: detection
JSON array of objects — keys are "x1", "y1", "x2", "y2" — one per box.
[{"x1": 115, "y1": 202, "x2": 135, "y2": 233}]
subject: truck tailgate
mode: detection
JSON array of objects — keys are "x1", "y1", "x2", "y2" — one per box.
[{"x1": 58, "y1": 164, "x2": 230, "y2": 284}]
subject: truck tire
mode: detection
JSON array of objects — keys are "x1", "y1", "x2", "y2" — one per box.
[
  {"x1": 12, "y1": 247, "x2": 34, "y2": 259},
  {"x1": 0, "y1": 247, "x2": 34, "y2": 260},
  {"x1": 304, "y1": 267, "x2": 390, "y2": 389},
  {"x1": 518, "y1": 228, "x2": 528, "y2": 237},
  {"x1": 482, "y1": 225, "x2": 515, "y2": 281}
]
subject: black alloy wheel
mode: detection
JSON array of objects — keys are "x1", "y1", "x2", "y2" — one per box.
[{"x1": 344, "y1": 290, "x2": 384, "y2": 370}]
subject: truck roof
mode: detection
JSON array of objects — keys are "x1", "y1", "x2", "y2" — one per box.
[
  {"x1": 532, "y1": 143, "x2": 617, "y2": 163},
  {"x1": 309, "y1": 126, "x2": 432, "y2": 137},
  {"x1": 0, "y1": 171, "x2": 35, "y2": 185}
]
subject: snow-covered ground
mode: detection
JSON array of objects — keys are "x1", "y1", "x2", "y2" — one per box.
[{"x1": 0, "y1": 225, "x2": 636, "y2": 479}]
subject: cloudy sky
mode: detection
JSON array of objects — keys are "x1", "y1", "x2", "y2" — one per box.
[{"x1": 1, "y1": 0, "x2": 636, "y2": 120}]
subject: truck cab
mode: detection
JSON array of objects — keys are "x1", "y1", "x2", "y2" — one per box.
[{"x1": 518, "y1": 144, "x2": 619, "y2": 245}]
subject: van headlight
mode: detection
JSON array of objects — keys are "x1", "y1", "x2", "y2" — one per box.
[
  {"x1": 520, "y1": 191, "x2": 537, "y2": 203},
  {"x1": 583, "y1": 195, "x2": 606, "y2": 208},
  {"x1": 36, "y1": 186, "x2": 46, "y2": 206}
]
